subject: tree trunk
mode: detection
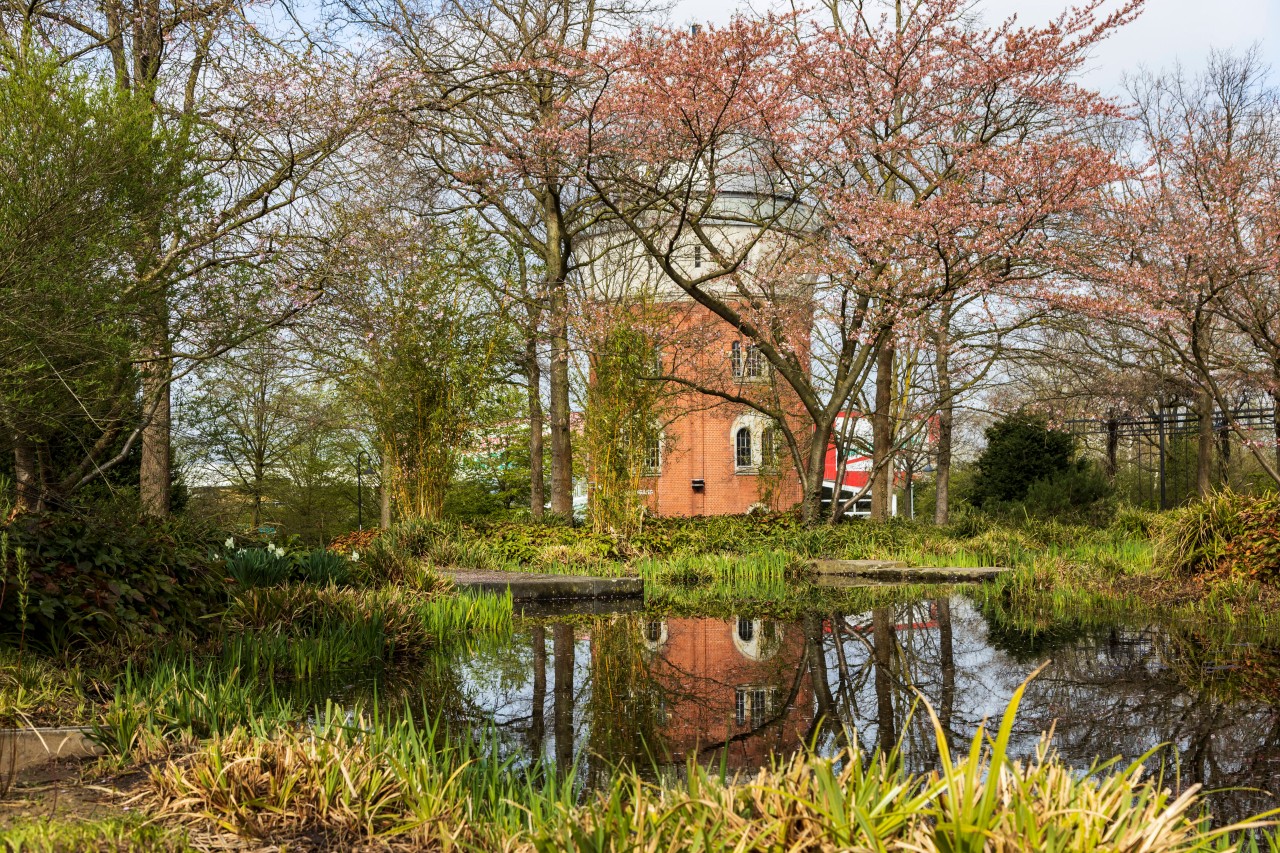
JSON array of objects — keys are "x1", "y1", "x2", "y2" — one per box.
[
  {"x1": 380, "y1": 451, "x2": 393, "y2": 528},
  {"x1": 871, "y1": 343, "x2": 895, "y2": 521},
  {"x1": 527, "y1": 334, "x2": 545, "y2": 520},
  {"x1": 530, "y1": 624, "x2": 546, "y2": 757},
  {"x1": 1272, "y1": 386, "x2": 1280, "y2": 474},
  {"x1": 139, "y1": 355, "x2": 172, "y2": 517},
  {"x1": 804, "y1": 417, "x2": 838, "y2": 525},
  {"x1": 938, "y1": 598, "x2": 955, "y2": 742},
  {"x1": 1105, "y1": 409, "x2": 1120, "y2": 481},
  {"x1": 553, "y1": 622, "x2": 575, "y2": 775},
  {"x1": 13, "y1": 436, "x2": 41, "y2": 514},
  {"x1": 933, "y1": 305, "x2": 953, "y2": 525},
  {"x1": 803, "y1": 614, "x2": 838, "y2": 740},
  {"x1": 872, "y1": 607, "x2": 896, "y2": 755},
  {"x1": 1196, "y1": 389, "x2": 1214, "y2": 499},
  {"x1": 1218, "y1": 418, "x2": 1232, "y2": 487},
  {"x1": 545, "y1": 197, "x2": 573, "y2": 520}
]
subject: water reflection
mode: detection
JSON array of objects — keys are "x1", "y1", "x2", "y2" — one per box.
[{"x1": 421, "y1": 596, "x2": 1280, "y2": 823}]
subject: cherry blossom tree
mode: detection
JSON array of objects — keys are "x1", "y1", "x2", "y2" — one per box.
[
  {"x1": 1109, "y1": 50, "x2": 1280, "y2": 489},
  {"x1": 576, "y1": 1, "x2": 1138, "y2": 523}
]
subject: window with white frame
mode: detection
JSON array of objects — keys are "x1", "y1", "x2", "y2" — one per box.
[
  {"x1": 761, "y1": 425, "x2": 779, "y2": 470},
  {"x1": 734, "y1": 686, "x2": 776, "y2": 728},
  {"x1": 735, "y1": 427, "x2": 753, "y2": 470},
  {"x1": 642, "y1": 431, "x2": 662, "y2": 475},
  {"x1": 730, "y1": 340, "x2": 765, "y2": 380}
]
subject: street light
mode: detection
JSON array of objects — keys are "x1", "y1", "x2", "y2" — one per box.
[{"x1": 355, "y1": 450, "x2": 375, "y2": 530}]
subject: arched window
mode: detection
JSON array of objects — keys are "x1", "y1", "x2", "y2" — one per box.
[
  {"x1": 761, "y1": 426, "x2": 777, "y2": 469},
  {"x1": 737, "y1": 617, "x2": 755, "y2": 642},
  {"x1": 735, "y1": 427, "x2": 753, "y2": 469},
  {"x1": 645, "y1": 621, "x2": 663, "y2": 643}
]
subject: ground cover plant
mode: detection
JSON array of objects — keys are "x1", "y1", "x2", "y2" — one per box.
[{"x1": 0, "y1": 510, "x2": 223, "y2": 649}]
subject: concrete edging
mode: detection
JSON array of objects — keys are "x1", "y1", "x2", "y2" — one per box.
[
  {"x1": 0, "y1": 726, "x2": 104, "y2": 775},
  {"x1": 446, "y1": 571, "x2": 645, "y2": 602},
  {"x1": 811, "y1": 560, "x2": 1009, "y2": 583}
]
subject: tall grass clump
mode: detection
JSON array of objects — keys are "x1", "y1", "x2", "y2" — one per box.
[
  {"x1": 145, "y1": 703, "x2": 570, "y2": 848},
  {"x1": 418, "y1": 589, "x2": 513, "y2": 642},
  {"x1": 92, "y1": 660, "x2": 301, "y2": 759},
  {"x1": 358, "y1": 518, "x2": 515, "y2": 581},
  {"x1": 0, "y1": 646, "x2": 89, "y2": 727},
  {"x1": 221, "y1": 584, "x2": 436, "y2": 678},
  {"x1": 1156, "y1": 490, "x2": 1280, "y2": 580}
]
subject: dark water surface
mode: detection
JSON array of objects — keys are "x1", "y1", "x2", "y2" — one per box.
[{"x1": 390, "y1": 594, "x2": 1280, "y2": 825}]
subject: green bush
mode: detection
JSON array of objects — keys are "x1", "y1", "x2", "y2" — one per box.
[
  {"x1": 293, "y1": 549, "x2": 352, "y2": 585},
  {"x1": 972, "y1": 414, "x2": 1076, "y2": 505},
  {"x1": 1022, "y1": 463, "x2": 1114, "y2": 521},
  {"x1": 0, "y1": 510, "x2": 222, "y2": 648}
]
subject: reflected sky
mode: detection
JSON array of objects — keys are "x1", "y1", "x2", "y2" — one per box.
[{"x1": 407, "y1": 595, "x2": 1280, "y2": 824}]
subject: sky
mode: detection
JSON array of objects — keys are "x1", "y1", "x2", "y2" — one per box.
[{"x1": 669, "y1": 0, "x2": 1280, "y2": 94}]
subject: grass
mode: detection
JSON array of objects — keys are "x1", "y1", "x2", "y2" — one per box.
[
  {"x1": 0, "y1": 816, "x2": 192, "y2": 852},
  {"x1": 136, "y1": 676, "x2": 1279, "y2": 851},
  {"x1": 0, "y1": 648, "x2": 90, "y2": 727},
  {"x1": 144, "y1": 702, "x2": 573, "y2": 849},
  {"x1": 91, "y1": 660, "x2": 302, "y2": 759},
  {"x1": 419, "y1": 587, "x2": 514, "y2": 639}
]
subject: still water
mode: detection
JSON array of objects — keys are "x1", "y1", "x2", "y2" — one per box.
[{"x1": 382, "y1": 594, "x2": 1280, "y2": 824}]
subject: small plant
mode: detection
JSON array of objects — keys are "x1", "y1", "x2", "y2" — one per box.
[
  {"x1": 224, "y1": 544, "x2": 293, "y2": 587},
  {"x1": 293, "y1": 549, "x2": 352, "y2": 585}
]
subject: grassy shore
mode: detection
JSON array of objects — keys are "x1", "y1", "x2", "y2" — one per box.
[
  {"x1": 344, "y1": 506, "x2": 1280, "y2": 626},
  {"x1": 5, "y1": 678, "x2": 1277, "y2": 852}
]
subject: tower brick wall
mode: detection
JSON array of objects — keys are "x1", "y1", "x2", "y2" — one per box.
[{"x1": 641, "y1": 300, "x2": 807, "y2": 517}]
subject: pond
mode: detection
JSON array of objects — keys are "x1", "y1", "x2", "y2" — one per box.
[{"x1": 345, "y1": 591, "x2": 1280, "y2": 827}]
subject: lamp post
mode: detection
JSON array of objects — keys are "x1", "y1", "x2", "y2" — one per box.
[{"x1": 356, "y1": 450, "x2": 374, "y2": 530}]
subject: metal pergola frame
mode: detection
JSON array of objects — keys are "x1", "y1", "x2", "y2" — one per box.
[{"x1": 1065, "y1": 408, "x2": 1275, "y2": 509}]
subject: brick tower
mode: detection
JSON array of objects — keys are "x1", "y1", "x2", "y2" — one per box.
[{"x1": 582, "y1": 208, "x2": 811, "y2": 518}]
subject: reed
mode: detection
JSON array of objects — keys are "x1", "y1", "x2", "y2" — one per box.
[
  {"x1": 418, "y1": 589, "x2": 514, "y2": 641},
  {"x1": 91, "y1": 660, "x2": 301, "y2": 760}
]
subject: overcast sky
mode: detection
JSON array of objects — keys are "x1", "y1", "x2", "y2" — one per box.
[{"x1": 668, "y1": 0, "x2": 1280, "y2": 93}]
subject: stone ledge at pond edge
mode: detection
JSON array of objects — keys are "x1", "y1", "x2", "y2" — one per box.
[
  {"x1": 443, "y1": 569, "x2": 644, "y2": 602},
  {"x1": 1, "y1": 727, "x2": 103, "y2": 775},
  {"x1": 811, "y1": 560, "x2": 1009, "y2": 583}
]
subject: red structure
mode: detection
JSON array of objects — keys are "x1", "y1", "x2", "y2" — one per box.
[
  {"x1": 641, "y1": 616, "x2": 815, "y2": 768},
  {"x1": 637, "y1": 301, "x2": 807, "y2": 517}
]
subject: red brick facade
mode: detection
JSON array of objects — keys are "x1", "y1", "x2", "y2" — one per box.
[
  {"x1": 642, "y1": 616, "x2": 815, "y2": 768},
  {"x1": 640, "y1": 301, "x2": 807, "y2": 516}
]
